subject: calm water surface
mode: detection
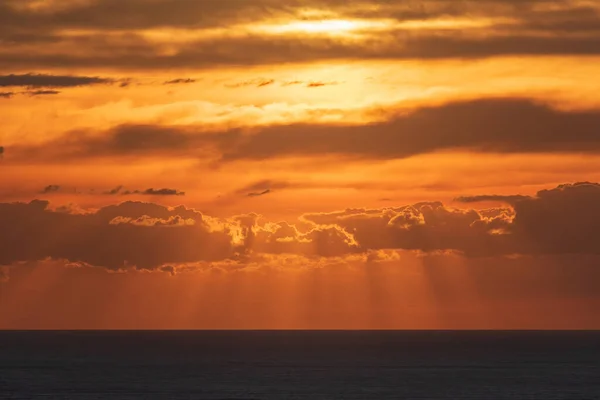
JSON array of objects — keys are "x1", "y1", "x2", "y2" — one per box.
[{"x1": 1, "y1": 331, "x2": 599, "y2": 399}]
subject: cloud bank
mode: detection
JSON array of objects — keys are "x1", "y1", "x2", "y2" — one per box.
[{"x1": 2, "y1": 182, "x2": 600, "y2": 271}]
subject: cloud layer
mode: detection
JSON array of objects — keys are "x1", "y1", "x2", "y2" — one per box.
[
  {"x1": 6, "y1": 98, "x2": 600, "y2": 162},
  {"x1": 1, "y1": 0, "x2": 599, "y2": 69},
  {"x1": 2, "y1": 182, "x2": 600, "y2": 271}
]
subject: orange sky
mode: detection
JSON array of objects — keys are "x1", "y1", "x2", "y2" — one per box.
[{"x1": 1, "y1": 0, "x2": 600, "y2": 329}]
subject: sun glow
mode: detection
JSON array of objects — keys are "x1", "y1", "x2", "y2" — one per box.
[{"x1": 265, "y1": 19, "x2": 372, "y2": 35}]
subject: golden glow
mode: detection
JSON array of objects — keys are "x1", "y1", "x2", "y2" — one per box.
[{"x1": 264, "y1": 19, "x2": 368, "y2": 35}]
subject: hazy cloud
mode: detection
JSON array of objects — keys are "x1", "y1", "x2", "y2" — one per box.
[
  {"x1": 455, "y1": 195, "x2": 533, "y2": 205},
  {"x1": 9, "y1": 98, "x2": 600, "y2": 163},
  {"x1": 248, "y1": 189, "x2": 271, "y2": 197},
  {"x1": 1, "y1": 1, "x2": 598, "y2": 69}
]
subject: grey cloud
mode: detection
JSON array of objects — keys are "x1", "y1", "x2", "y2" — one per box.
[
  {"x1": 0, "y1": 1, "x2": 599, "y2": 69},
  {"x1": 8, "y1": 98, "x2": 600, "y2": 163},
  {"x1": 164, "y1": 78, "x2": 196, "y2": 85},
  {"x1": 27, "y1": 89, "x2": 60, "y2": 96},
  {"x1": 236, "y1": 180, "x2": 292, "y2": 196},
  {"x1": 3, "y1": 34, "x2": 600, "y2": 71},
  {"x1": 248, "y1": 189, "x2": 271, "y2": 197},
  {"x1": 0, "y1": 73, "x2": 113, "y2": 88},
  {"x1": 0, "y1": 200, "x2": 234, "y2": 270},
  {"x1": 455, "y1": 195, "x2": 533, "y2": 205},
  {"x1": 40, "y1": 185, "x2": 61, "y2": 194},
  {"x1": 218, "y1": 98, "x2": 600, "y2": 161},
  {"x1": 142, "y1": 188, "x2": 185, "y2": 196},
  {"x1": 300, "y1": 182, "x2": 600, "y2": 257},
  {"x1": 107, "y1": 187, "x2": 186, "y2": 196},
  {"x1": 105, "y1": 186, "x2": 124, "y2": 195},
  {"x1": 2, "y1": 182, "x2": 600, "y2": 272}
]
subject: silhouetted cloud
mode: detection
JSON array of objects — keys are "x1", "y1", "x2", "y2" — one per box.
[
  {"x1": 2, "y1": 183, "x2": 600, "y2": 272},
  {"x1": 0, "y1": 92, "x2": 14, "y2": 98}
]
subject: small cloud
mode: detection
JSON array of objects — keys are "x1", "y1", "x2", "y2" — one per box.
[
  {"x1": 160, "y1": 265, "x2": 176, "y2": 276},
  {"x1": 0, "y1": 73, "x2": 114, "y2": 88},
  {"x1": 281, "y1": 80, "x2": 303, "y2": 86},
  {"x1": 164, "y1": 78, "x2": 196, "y2": 85},
  {"x1": 226, "y1": 78, "x2": 276, "y2": 88},
  {"x1": 41, "y1": 184, "x2": 61, "y2": 194},
  {"x1": 256, "y1": 79, "x2": 275, "y2": 87},
  {"x1": 454, "y1": 195, "x2": 532, "y2": 205},
  {"x1": 0, "y1": 92, "x2": 14, "y2": 99},
  {"x1": 105, "y1": 185, "x2": 123, "y2": 195},
  {"x1": 306, "y1": 81, "x2": 337, "y2": 88},
  {"x1": 27, "y1": 90, "x2": 60, "y2": 96},
  {"x1": 142, "y1": 188, "x2": 185, "y2": 196},
  {"x1": 248, "y1": 189, "x2": 271, "y2": 197}
]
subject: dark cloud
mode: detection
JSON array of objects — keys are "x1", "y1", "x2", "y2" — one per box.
[
  {"x1": 4, "y1": 34, "x2": 600, "y2": 71},
  {"x1": 0, "y1": 91, "x2": 14, "y2": 98},
  {"x1": 218, "y1": 98, "x2": 600, "y2": 161},
  {"x1": 105, "y1": 186, "x2": 124, "y2": 195},
  {"x1": 0, "y1": 1, "x2": 598, "y2": 69},
  {"x1": 509, "y1": 182, "x2": 600, "y2": 255},
  {"x1": 248, "y1": 189, "x2": 271, "y2": 197},
  {"x1": 455, "y1": 195, "x2": 533, "y2": 205},
  {"x1": 142, "y1": 188, "x2": 185, "y2": 196},
  {"x1": 0, "y1": 73, "x2": 113, "y2": 88},
  {"x1": 1, "y1": 183, "x2": 600, "y2": 272},
  {"x1": 8, "y1": 98, "x2": 600, "y2": 162},
  {"x1": 164, "y1": 78, "x2": 196, "y2": 85},
  {"x1": 40, "y1": 185, "x2": 61, "y2": 194},
  {"x1": 236, "y1": 180, "x2": 292, "y2": 196},
  {"x1": 103, "y1": 186, "x2": 185, "y2": 196},
  {"x1": 300, "y1": 182, "x2": 600, "y2": 257},
  {"x1": 0, "y1": 200, "x2": 234, "y2": 270},
  {"x1": 27, "y1": 89, "x2": 60, "y2": 96}
]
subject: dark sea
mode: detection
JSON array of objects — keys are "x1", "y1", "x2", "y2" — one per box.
[{"x1": 1, "y1": 331, "x2": 599, "y2": 399}]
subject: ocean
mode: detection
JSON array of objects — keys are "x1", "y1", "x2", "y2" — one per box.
[{"x1": 1, "y1": 331, "x2": 599, "y2": 399}]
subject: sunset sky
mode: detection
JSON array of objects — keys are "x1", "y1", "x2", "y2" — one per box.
[{"x1": 1, "y1": 0, "x2": 600, "y2": 329}]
